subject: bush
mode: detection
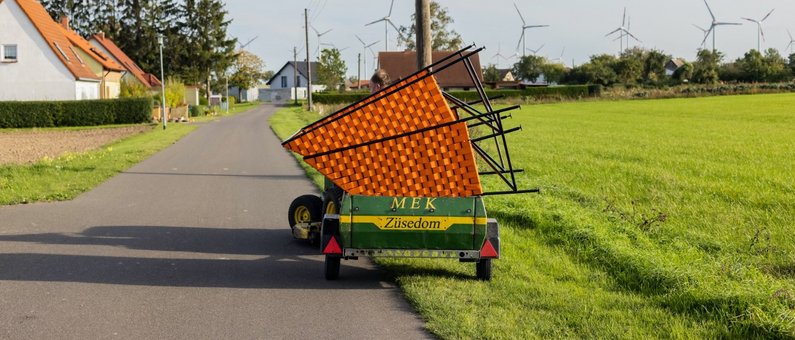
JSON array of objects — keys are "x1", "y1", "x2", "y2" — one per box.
[
  {"x1": 164, "y1": 77, "x2": 185, "y2": 108},
  {"x1": 189, "y1": 105, "x2": 208, "y2": 117},
  {"x1": 58, "y1": 99, "x2": 116, "y2": 126},
  {"x1": 0, "y1": 98, "x2": 152, "y2": 128},
  {"x1": 312, "y1": 86, "x2": 594, "y2": 105},
  {"x1": 119, "y1": 78, "x2": 149, "y2": 98},
  {"x1": 199, "y1": 96, "x2": 209, "y2": 106},
  {"x1": 116, "y1": 97, "x2": 153, "y2": 123},
  {"x1": 0, "y1": 101, "x2": 57, "y2": 128}
]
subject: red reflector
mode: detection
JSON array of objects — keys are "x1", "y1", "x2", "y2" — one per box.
[
  {"x1": 480, "y1": 239, "x2": 498, "y2": 258},
  {"x1": 323, "y1": 236, "x2": 343, "y2": 255}
]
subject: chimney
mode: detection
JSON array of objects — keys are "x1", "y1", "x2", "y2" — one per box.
[
  {"x1": 98, "y1": 31, "x2": 105, "y2": 40},
  {"x1": 60, "y1": 16, "x2": 69, "y2": 29}
]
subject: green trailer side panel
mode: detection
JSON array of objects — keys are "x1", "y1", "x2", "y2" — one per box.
[{"x1": 339, "y1": 195, "x2": 488, "y2": 250}]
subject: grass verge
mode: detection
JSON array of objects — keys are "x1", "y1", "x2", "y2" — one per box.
[
  {"x1": 269, "y1": 93, "x2": 795, "y2": 338},
  {"x1": 191, "y1": 101, "x2": 261, "y2": 123},
  {"x1": 0, "y1": 124, "x2": 196, "y2": 205}
]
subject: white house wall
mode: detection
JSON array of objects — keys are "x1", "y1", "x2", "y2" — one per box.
[{"x1": 0, "y1": 0, "x2": 84, "y2": 101}]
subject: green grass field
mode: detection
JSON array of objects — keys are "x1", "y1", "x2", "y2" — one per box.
[{"x1": 270, "y1": 93, "x2": 795, "y2": 338}]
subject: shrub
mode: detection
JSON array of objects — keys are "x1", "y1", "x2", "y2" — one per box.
[
  {"x1": 0, "y1": 98, "x2": 151, "y2": 128},
  {"x1": 189, "y1": 105, "x2": 208, "y2": 117},
  {"x1": 0, "y1": 101, "x2": 57, "y2": 128},
  {"x1": 119, "y1": 78, "x2": 150, "y2": 98},
  {"x1": 164, "y1": 77, "x2": 185, "y2": 108},
  {"x1": 313, "y1": 86, "x2": 594, "y2": 105},
  {"x1": 116, "y1": 97, "x2": 153, "y2": 123},
  {"x1": 58, "y1": 100, "x2": 115, "y2": 126}
]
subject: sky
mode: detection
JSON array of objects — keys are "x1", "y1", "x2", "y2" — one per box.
[{"x1": 224, "y1": 0, "x2": 795, "y2": 79}]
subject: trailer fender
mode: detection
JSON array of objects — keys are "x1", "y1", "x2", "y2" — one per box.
[
  {"x1": 480, "y1": 218, "x2": 500, "y2": 259},
  {"x1": 320, "y1": 214, "x2": 343, "y2": 256}
]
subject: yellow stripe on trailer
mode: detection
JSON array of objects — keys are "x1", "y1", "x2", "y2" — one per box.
[{"x1": 339, "y1": 215, "x2": 488, "y2": 231}]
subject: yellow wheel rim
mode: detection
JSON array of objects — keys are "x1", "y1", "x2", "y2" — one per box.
[
  {"x1": 325, "y1": 200, "x2": 337, "y2": 214},
  {"x1": 294, "y1": 205, "x2": 312, "y2": 223}
]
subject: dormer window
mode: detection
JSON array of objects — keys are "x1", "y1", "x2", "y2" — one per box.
[
  {"x1": 53, "y1": 42, "x2": 70, "y2": 61},
  {"x1": 1, "y1": 44, "x2": 17, "y2": 62}
]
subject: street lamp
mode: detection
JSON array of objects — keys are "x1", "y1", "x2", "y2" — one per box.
[{"x1": 157, "y1": 34, "x2": 167, "y2": 130}]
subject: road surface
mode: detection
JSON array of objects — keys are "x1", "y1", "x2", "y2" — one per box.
[{"x1": 0, "y1": 105, "x2": 429, "y2": 339}]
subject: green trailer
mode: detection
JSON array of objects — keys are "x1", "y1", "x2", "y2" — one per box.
[{"x1": 283, "y1": 45, "x2": 535, "y2": 281}]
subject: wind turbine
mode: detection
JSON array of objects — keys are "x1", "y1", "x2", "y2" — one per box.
[
  {"x1": 365, "y1": 0, "x2": 401, "y2": 52},
  {"x1": 355, "y1": 35, "x2": 380, "y2": 75},
  {"x1": 552, "y1": 47, "x2": 566, "y2": 65},
  {"x1": 693, "y1": 24, "x2": 710, "y2": 49},
  {"x1": 742, "y1": 9, "x2": 774, "y2": 52},
  {"x1": 514, "y1": 2, "x2": 549, "y2": 56},
  {"x1": 320, "y1": 43, "x2": 349, "y2": 52},
  {"x1": 701, "y1": 0, "x2": 742, "y2": 52},
  {"x1": 527, "y1": 44, "x2": 544, "y2": 56},
  {"x1": 786, "y1": 29, "x2": 795, "y2": 55},
  {"x1": 492, "y1": 42, "x2": 509, "y2": 68},
  {"x1": 606, "y1": 8, "x2": 641, "y2": 53},
  {"x1": 311, "y1": 25, "x2": 333, "y2": 58},
  {"x1": 238, "y1": 36, "x2": 258, "y2": 49}
]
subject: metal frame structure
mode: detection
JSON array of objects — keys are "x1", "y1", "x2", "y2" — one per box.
[{"x1": 283, "y1": 45, "x2": 537, "y2": 196}]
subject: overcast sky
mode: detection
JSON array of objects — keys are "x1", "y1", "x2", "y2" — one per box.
[{"x1": 225, "y1": 0, "x2": 795, "y2": 78}]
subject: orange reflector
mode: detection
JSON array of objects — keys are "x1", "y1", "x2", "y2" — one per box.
[
  {"x1": 480, "y1": 239, "x2": 498, "y2": 258},
  {"x1": 323, "y1": 236, "x2": 343, "y2": 255}
]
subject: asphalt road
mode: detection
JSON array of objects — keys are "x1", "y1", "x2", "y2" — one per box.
[{"x1": 0, "y1": 105, "x2": 429, "y2": 339}]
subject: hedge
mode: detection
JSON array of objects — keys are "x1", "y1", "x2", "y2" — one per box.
[
  {"x1": 312, "y1": 85, "x2": 598, "y2": 105},
  {"x1": 0, "y1": 97, "x2": 152, "y2": 128}
]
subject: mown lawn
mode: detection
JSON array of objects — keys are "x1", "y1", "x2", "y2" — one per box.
[{"x1": 270, "y1": 93, "x2": 795, "y2": 338}]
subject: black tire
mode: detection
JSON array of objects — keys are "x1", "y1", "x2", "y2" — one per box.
[
  {"x1": 325, "y1": 255, "x2": 341, "y2": 280},
  {"x1": 322, "y1": 188, "x2": 343, "y2": 215},
  {"x1": 288, "y1": 194, "x2": 323, "y2": 229},
  {"x1": 476, "y1": 259, "x2": 492, "y2": 281}
]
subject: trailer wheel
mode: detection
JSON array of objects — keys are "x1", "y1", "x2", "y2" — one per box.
[
  {"x1": 288, "y1": 195, "x2": 323, "y2": 236},
  {"x1": 476, "y1": 259, "x2": 492, "y2": 281},
  {"x1": 325, "y1": 255, "x2": 341, "y2": 280},
  {"x1": 322, "y1": 188, "x2": 343, "y2": 215}
]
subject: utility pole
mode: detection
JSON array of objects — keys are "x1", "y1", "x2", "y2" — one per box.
[
  {"x1": 293, "y1": 46, "x2": 298, "y2": 106},
  {"x1": 304, "y1": 8, "x2": 313, "y2": 111},
  {"x1": 157, "y1": 34, "x2": 166, "y2": 130},
  {"x1": 357, "y1": 53, "x2": 361, "y2": 90},
  {"x1": 416, "y1": 0, "x2": 432, "y2": 70}
]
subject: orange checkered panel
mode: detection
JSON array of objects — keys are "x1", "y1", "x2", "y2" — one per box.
[
  {"x1": 305, "y1": 122, "x2": 482, "y2": 197},
  {"x1": 282, "y1": 70, "x2": 483, "y2": 197},
  {"x1": 284, "y1": 72, "x2": 454, "y2": 156}
]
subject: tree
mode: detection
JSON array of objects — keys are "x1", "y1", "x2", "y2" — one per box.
[
  {"x1": 512, "y1": 55, "x2": 546, "y2": 83},
  {"x1": 615, "y1": 48, "x2": 643, "y2": 84},
  {"x1": 397, "y1": 1, "x2": 462, "y2": 51},
  {"x1": 642, "y1": 49, "x2": 671, "y2": 84},
  {"x1": 579, "y1": 54, "x2": 618, "y2": 86},
  {"x1": 483, "y1": 64, "x2": 501, "y2": 83},
  {"x1": 540, "y1": 63, "x2": 567, "y2": 84},
  {"x1": 762, "y1": 48, "x2": 787, "y2": 82},
  {"x1": 672, "y1": 62, "x2": 694, "y2": 83},
  {"x1": 317, "y1": 48, "x2": 347, "y2": 91},
  {"x1": 229, "y1": 50, "x2": 268, "y2": 100},
  {"x1": 692, "y1": 49, "x2": 722, "y2": 84},
  {"x1": 788, "y1": 53, "x2": 795, "y2": 76}
]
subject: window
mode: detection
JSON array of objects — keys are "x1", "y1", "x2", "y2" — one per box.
[
  {"x1": 296, "y1": 76, "x2": 301, "y2": 87},
  {"x1": 2, "y1": 45, "x2": 17, "y2": 62},
  {"x1": 53, "y1": 42, "x2": 70, "y2": 61},
  {"x1": 280, "y1": 76, "x2": 287, "y2": 88},
  {"x1": 69, "y1": 46, "x2": 85, "y2": 65}
]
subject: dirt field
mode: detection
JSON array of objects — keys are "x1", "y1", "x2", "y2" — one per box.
[{"x1": 0, "y1": 125, "x2": 153, "y2": 165}]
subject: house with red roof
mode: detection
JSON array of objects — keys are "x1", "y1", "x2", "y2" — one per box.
[
  {"x1": 90, "y1": 32, "x2": 161, "y2": 91},
  {"x1": 0, "y1": 0, "x2": 124, "y2": 100}
]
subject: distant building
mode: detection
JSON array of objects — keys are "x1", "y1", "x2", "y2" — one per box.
[
  {"x1": 498, "y1": 69, "x2": 515, "y2": 82},
  {"x1": 665, "y1": 58, "x2": 686, "y2": 76},
  {"x1": 0, "y1": 0, "x2": 124, "y2": 100},
  {"x1": 89, "y1": 32, "x2": 161, "y2": 91},
  {"x1": 377, "y1": 51, "x2": 483, "y2": 91},
  {"x1": 263, "y1": 61, "x2": 325, "y2": 102}
]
